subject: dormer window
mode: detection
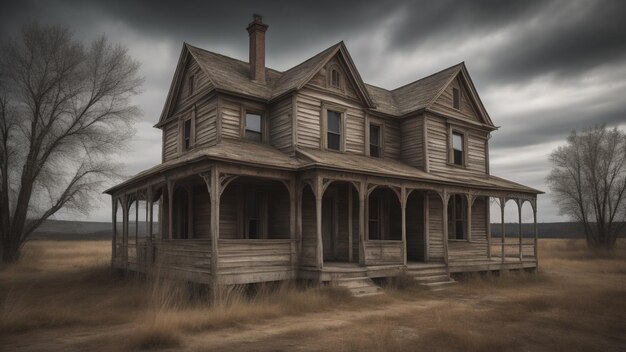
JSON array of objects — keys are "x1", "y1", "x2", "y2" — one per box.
[
  {"x1": 183, "y1": 119, "x2": 192, "y2": 150},
  {"x1": 330, "y1": 68, "x2": 340, "y2": 88},
  {"x1": 453, "y1": 87, "x2": 460, "y2": 109},
  {"x1": 188, "y1": 75, "x2": 195, "y2": 96},
  {"x1": 452, "y1": 132, "x2": 464, "y2": 166},
  {"x1": 245, "y1": 112, "x2": 263, "y2": 142}
]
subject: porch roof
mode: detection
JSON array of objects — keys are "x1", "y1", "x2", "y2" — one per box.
[{"x1": 105, "y1": 142, "x2": 542, "y2": 196}]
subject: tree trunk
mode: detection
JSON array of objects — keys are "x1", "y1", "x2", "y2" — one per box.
[{"x1": 1, "y1": 236, "x2": 21, "y2": 264}]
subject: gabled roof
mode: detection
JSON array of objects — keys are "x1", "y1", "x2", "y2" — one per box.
[{"x1": 158, "y1": 42, "x2": 494, "y2": 128}]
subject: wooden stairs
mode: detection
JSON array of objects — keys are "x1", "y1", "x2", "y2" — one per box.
[{"x1": 406, "y1": 264, "x2": 457, "y2": 291}]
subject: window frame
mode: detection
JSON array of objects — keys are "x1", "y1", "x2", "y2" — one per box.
[
  {"x1": 447, "y1": 194, "x2": 468, "y2": 241},
  {"x1": 367, "y1": 119, "x2": 384, "y2": 157},
  {"x1": 321, "y1": 103, "x2": 346, "y2": 152},
  {"x1": 452, "y1": 87, "x2": 460, "y2": 110},
  {"x1": 241, "y1": 106, "x2": 268, "y2": 144},
  {"x1": 327, "y1": 63, "x2": 344, "y2": 92},
  {"x1": 179, "y1": 106, "x2": 196, "y2": 152},
  {"x1": 448, "y1": 126, "x2": 467, "y2": 168}
]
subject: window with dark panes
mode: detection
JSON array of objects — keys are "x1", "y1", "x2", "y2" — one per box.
[
  {"x1": 245, "y1": 192, "x2": 262, "y2": 239},
  {"x1": 245, "y1": 113, "x2": 262, "y2": 142},
  {"x1": 368, "y1": 194, "x2": 380, "y2": 240},
  {"x1": 453, "y1": 87, "x2": 460, "y2": 109},
  {"x1": 452, "y1": 132, "x2": 464, "y2": 166},
  {"x1": 327, "y1": 110, "x2": 342, "y2": 151},
  {"x1": 370, "y1": 124, "x2": 380, "y2": 157},
  {"x1": 331, "y1": 69, "x2": 340, "y2": 88},
  {"x1": 183, "y1": 119, "x2": 192, "y2": 150},
  {"x1": 447, "y1": 194, "x2": 467, "y2": 240}
]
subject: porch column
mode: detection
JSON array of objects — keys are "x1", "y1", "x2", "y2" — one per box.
[
  {"x1": 358, "y1": 181, "x2": 366, "y2": 266},
  {"x1": 518, "y1": 200, "x2": 523, "y2": 261},
  {"x1": 122, "y1": 196, "x2": 129, "y2": 269},
  {"x1": 486, "y1": 197, "x2": 491, "y2": 259},
  {"x1": 289, "y1": 180, "x2": 297, "y2": 271},
  {"x1": 111, "y1": 197, "x2": 116, "y2": 267},
  {"x1": 466, "y1": 194, "x2": 472, "y2": 242},
  {"x1": 500, "y1": 197, "x2": 506, "y2": 263},
  {"x1": 348, "y1": 185, "x2": 353, "y2": 263},
  {"x1": 208, "y1": 168, "x2": 221, "y2": 297},
  {"x1": 314, "y1": 176, "x2": 323, "y2": 270},
  {"x1": 148, "y1": 186, "x2": 153, "y2": 240},
  {"x1": 401, "y1": 187, "x2": 407, "y2": 266},
  {"x1": 442, "y1": 192, "x2": 449, "y2": 265},
  {"x1": 187, "y1": 187, "x2": 194, "y2": 238},
  {"x1": 167, "y1": 180, "x2": 174, "y2": 240},
  {"x1": 533, "y1": 200, "x2": 538, "y2": 267}
]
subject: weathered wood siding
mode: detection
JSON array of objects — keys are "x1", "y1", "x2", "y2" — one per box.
[
  {"x1": 308, "y1": 55, "x2": 361, "y2": 101},
  {"x1": 152, "y1": 240, "x2": 212, "y2": 283},
  {"x1": 448, "y1": 196, "x2": 489, "y2": 261},
  {"x1": 363, "y1": 241, "x2": 403, "y2": 266},
  {"x1": 163, "y1": 121, "x2": 179, "y2": 161},
  {"x1": 269, "y1": 97, "x2": 293, "y2": 153},
  {"x1": 296, "y1": 87, "x2": 366, "y2": 154},
  {"x1": 425, "y1": 114, "x2": 488, "y2": 176},
  {"x1": 219, "y1": 185, "x2": 239, "y2": 239},
  {"x1": 427, "y1": 193, "x2": 445, "y2": 261},
  {"x1": 400, "y1": 116, "x2": 425, "y2": 169},
  {"x1": 171, "y1": 58, "x2": 213, "y2": 116},
  {"x1": 221, "y1": 98, "x2": 242, "y2": 139},
  {"x1": 195, "y1": 97, "x2": 218, "y2": 147},
  {"x1": 430, "y1": 76, "x2": 480, "y2": 122},
  {"x1": 384, "y1": 118, "x2": 402, "y2": 159},
  {"x1": 218, "y1": 239, "x2": 295, "y2": 284}
]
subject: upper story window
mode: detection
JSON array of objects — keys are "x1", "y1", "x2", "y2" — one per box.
[
  {"x1": 452, "y1": 132, "x2": 464, "y2": 166},
  {"x1": 369, "y1": 124, "x2": 381, "y2": 157},
  {"x1": 453, "y1": 87, "x2": 460, "y2": 109},
  {"x1": 447, "y1": 194, "x2": 467, "y2": 240},
  {"x1": 330, "y1": 68, "x2": 341, "y2": 88},
  {"x1": 188, "y1": 75, "x2": 195, "y2": 96},
  {"x1": 183, "y1": 119, "x2": 192, "y2": 150},
  {"x1": 327, "y1": 110, "x2": 342, "y2": 151},
  {"x1": 245, "y1": 112, "x2": 263, "y2": 142}
]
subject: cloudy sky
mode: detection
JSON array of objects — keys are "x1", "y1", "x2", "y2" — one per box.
[{"x1": 1, "y1": 0, "x2": 625, "y2": 223}]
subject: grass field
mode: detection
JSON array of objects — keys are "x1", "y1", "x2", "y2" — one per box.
[{"x1": 1, "y1": 239, "x2": 625, "y2": 351}]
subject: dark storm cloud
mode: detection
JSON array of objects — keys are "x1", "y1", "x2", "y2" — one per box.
[{"x1": 1, "y1": 0, "x2": 625, "y2": 222}]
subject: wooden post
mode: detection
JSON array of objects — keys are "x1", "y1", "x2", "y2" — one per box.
[
  {"x1": 466, "y1": 194, "x2": 472, "y2": 242},
  {"x1": 209, "y1": 167, "x2": 221, "y2": 299},
  {"x1": 424, "y1": 193, "x2": 430, "y2": 262},
  {"x1": 289, "y1": 180, "x2": 297, "y2": 272},
  {"x1": 442, "y1": 192, "x2": 449, "y2": 265},
  {"x1": 148, "y1": 187, "x2": 153, "y2": 240},
  {"x1": 167, "y1": 180, "x2": 174, "y2": 240},
  {"x1": 348, "y1": 185, "x2": 353, "y2": 263},
  {"x1": 533, "y1": 201, "x2": 538, "y2": 268},
  {"x1": 359, "y1": 181, "x2": 366, "y2": 266},
  {"x1": 296, "y1": 181, "x2": 303, "y2": 267},
  {"x1": 401, "y1": 187, "x2": 407, "y2": 266},
  {"x1": 486, "y1": 197, "x2": 491, "y2": 259},
  {"x1": 187, "y1": 187, "x2": 194, "y2": 239},
  {"x1": 501, "y1": 198, "x2": 505, "y2": 263},
  {"x1": 314, "y1": 175, "x2": 323, "y2": 270},
  {"x1": 111, "y1": 197, "x2": 116, "y2": 268},
  {"x1": 122, "y1": 196, "x2": 129, "y2": 269},
  {"x1": 518, "y1": 199, "x2": 523, "y2": 261}
]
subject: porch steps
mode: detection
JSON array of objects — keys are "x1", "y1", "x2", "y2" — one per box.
[
  {"x1": 406, "y1": 266, "x2": 457, "y2": 291},
  {"x1": 333, "y1": 277, "x2": 384, "y2": 297}
]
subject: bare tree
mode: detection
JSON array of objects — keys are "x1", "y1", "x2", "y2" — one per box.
[
  {"x1": 547, "y1": 125, "x2": 626, "y2": 249},
  {"x1": 0, "y1": 24, "x2": 142, "y2": 264}
]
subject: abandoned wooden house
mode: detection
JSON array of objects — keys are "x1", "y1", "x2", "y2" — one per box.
[{"x1": 106, "y1": 15, "x2": 542, "y2": 295}]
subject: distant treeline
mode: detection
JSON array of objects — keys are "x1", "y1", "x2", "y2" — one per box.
[
  {"x1": 29, "y1": 220, "x2": 625, "y2": 240},
  {"x1": 490, "y1": 222, "x2": 626, "y2": 239}
]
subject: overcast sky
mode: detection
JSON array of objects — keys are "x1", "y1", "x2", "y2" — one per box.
[{"x1": 2, "y1": 0, "x2": 625, "y2": 223}]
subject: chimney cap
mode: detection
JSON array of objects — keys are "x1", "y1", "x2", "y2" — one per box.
[{"x1": 247, "y1": 13, "x2": 268, "y2": 33}]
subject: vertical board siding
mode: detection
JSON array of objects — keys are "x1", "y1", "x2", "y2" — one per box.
[
  {"x1": 269, "y1": 97, "x2": 293, "y2": 153},
  {"x1": 195, "y1": 98, "x2": 217, "y2": 147},
  {"x1": 426, "y1": 115, "x2": 488, "y2": 176},
  {"x1": 400, "y1": 116, "x2": 424, "y2": 169},
  {"x1": 163, "y1": 121, "x2": 179, "y2": 161},
  {"x1": 427, "y1": 193, "x2": 444, "y2": 261}
]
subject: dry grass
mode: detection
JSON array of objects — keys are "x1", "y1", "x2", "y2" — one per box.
[{"x1": 1, "y1": 239, "x2": 625, "y2": 351}]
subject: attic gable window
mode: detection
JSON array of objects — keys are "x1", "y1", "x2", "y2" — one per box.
[
  {"x1": 452, "y1": 132, "x2": 464, "y2": 166},
  {"x1": 453, "y1": 87, "x2": 460, "y2": 109},
  {"x1": 245, "y1": 112, "x2": 263, "y2": 142},
  {"x1": 188, "y1": 75, "x2": 195, "y2": 96},
  {"x1": 327, "y1": 110, "x2": 342, "y2": 151},
  {"x1": 330, "y1": 68, "x2": 340, "y2": 88}
]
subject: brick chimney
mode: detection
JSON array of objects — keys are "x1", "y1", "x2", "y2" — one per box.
[{"x1": 246, "y1": 14, "x2": 268, "y2": 83}]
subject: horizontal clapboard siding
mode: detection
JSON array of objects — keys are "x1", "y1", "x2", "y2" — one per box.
[
  {"x1": 152, "y1": 240, "x2": 212, "y2": 283},
  {"x1": 363, "y1": 241, "x2": 404, "y2": 265},
  {"x1": 400, "y1": 116, "x2": 424, "y2": 167},
  {"x1": 269, "y1": 97, "x2": 293, "y2": 153},
  {"x1": 431, "y1": 77, "x2": 480, "y2": 122},
  {"x1": 195, "y1": 97, "x2": 217, "y2": 147},
  {"x1": 221, "y1": 98, "x2": 241, "y2": 138},
  {"x1": 218, "y1": 239, "x2": 295, "y2": 284},
  {"x1": 163, "y1": 121, "x2": 178, "y2": 161}
]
